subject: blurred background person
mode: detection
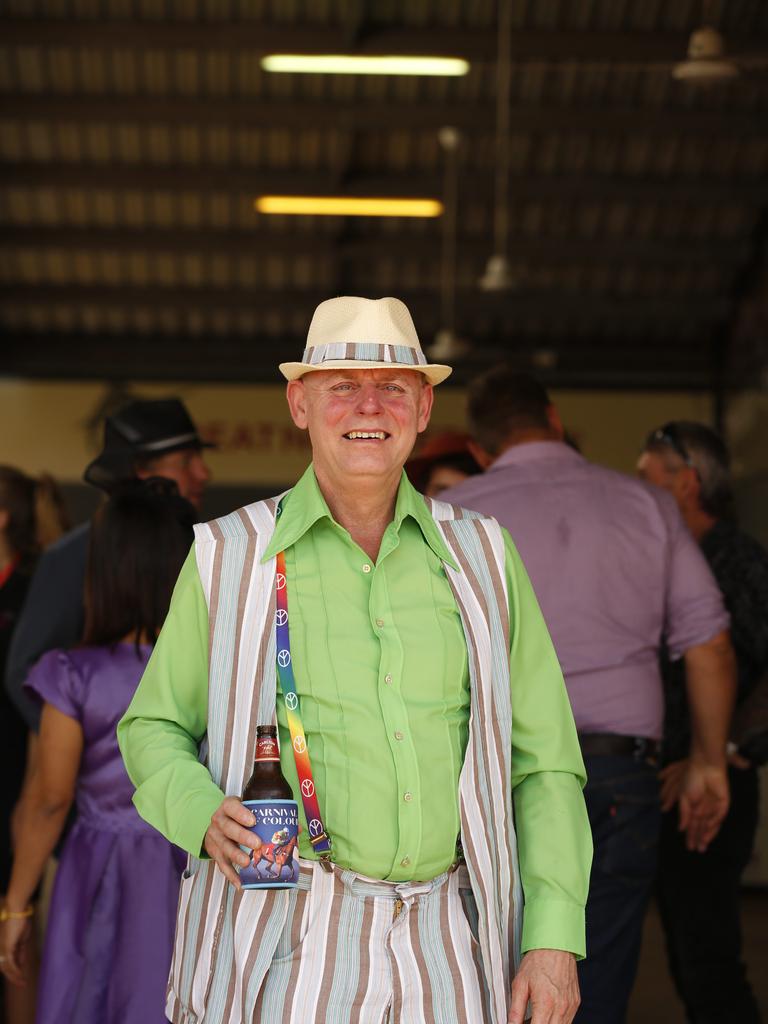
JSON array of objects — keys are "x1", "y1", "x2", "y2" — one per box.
[
  {"x1": 0, "y1": 479, "x2": 194, "y2": 1024},
  {"x1": 5, "y1": 397, "x2": 212, "y2": 732},
  {"x1": 0, "y1": 467, "x2": 68, "y2": 1024},
  {"x1": 2, "y1": 400, "x2": 212, "y2": 1021},
  {"x1": 639, "y1": 422, "x2": 768, "y2": 1024},
  {"x1": 405, "y1": 430, "x2": 481, "y2": 497},
  {"x1": 441, "y1": 367, "x2": 736, "y2": 1024}
]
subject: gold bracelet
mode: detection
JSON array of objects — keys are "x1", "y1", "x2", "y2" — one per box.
[{"x1": 0, "y1": 906, "x2": 34, "y2": 922}]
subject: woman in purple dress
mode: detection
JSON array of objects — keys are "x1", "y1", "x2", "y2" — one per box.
[
  {"x1": 0, "y1": 466, "x2": 68, "y2": 1024},
  {"x1": 0, "y1": 479, "x2": 195, "y2": 1024}
]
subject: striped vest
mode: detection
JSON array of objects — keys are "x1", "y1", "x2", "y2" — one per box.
[{"x1": 166, "y1": 494, "x2": 522, "y2": 1024}]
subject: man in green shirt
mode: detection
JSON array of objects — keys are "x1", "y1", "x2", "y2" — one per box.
[{"x1": 119, "y1": 296, "x2": 592, "y2": 1024}]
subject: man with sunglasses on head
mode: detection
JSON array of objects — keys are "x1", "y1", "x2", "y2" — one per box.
[
  {"x1": 638, "y1": 421, "x2": 766, "y2": 1024},
  {"x1": 441, "y1": 369, "x2": 736, "y2": 1024}
]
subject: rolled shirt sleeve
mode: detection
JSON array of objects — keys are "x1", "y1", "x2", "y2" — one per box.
[
  {"x1": 117, "y1": 546, "x2": 224, "y2": 857},
  {"x1": 504, "y1": 530, "x2": 592, "y2": 959},
  {"x1": 660, "y1": 492, "x2": 730, "y2": 659}
]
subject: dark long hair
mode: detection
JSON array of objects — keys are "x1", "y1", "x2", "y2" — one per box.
[
  {"x1": 82, "y1": 478, "x2": 195, "y2": 648},
  {"x1": 0, "y1": 466, "x2": 68, "y2": 570}
]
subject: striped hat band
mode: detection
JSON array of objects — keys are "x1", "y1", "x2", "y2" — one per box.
[{"x1": 301, "y1": 342, "x2": 428, "y2": 368}]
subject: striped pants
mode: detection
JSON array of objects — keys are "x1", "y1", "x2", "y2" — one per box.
[{"x1": 251, "y1": 859, "x2": 492, "y2": 1023}]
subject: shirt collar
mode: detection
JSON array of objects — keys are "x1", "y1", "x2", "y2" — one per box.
[
  {"x1": 489, "y1": 439, "x2": 585, "y2": 471},
  {"x1": 393, "y1": 472, "x2": 459, "y2": 570},
  {"x1": 262, "y1": 464, "x2": 330, "y2": 562},
  {"x1": 263, "y1": 463, "x2": 458, "y2": 570}
]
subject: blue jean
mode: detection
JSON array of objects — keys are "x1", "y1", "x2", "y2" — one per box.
[{"x1": 575, "y1": 754, "x2": 661, "y2": 1024}]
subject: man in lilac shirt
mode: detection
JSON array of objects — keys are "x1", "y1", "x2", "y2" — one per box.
[{"x1": 441, "y1": 368, "x2": 736, "y2": 1024}]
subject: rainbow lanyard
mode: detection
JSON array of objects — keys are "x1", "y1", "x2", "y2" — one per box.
[{"x1": 275, "y1": 550, "x2": 332, "y2": 860}]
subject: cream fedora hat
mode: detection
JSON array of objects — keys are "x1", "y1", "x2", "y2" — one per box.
[{"x1": 279, "y1": 296, "x2": 452, "y2": 386}]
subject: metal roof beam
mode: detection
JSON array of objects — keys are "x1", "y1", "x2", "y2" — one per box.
[
  {"x1": 0, "y1": 283, "x2": 729, "y2": 322},
  {"x1": 0, "y1": 20, "x2": 761, "y2": 62},
  {"x1": 0, "y1": 225, "x2": 749, "y2": 266},
  {"x1": 2, "y1": 163, "x2": 766, "y2": 205},
  {"x1": 2, "y1": 94, "x2": 765, "y2": 138}
]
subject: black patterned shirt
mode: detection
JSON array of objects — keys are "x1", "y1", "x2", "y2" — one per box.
[{"x1": 663, "y1": 520, "x2": 768, "y2": 763}]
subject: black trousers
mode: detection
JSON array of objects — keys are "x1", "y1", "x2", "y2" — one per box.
[
  {"x1": 657, "y1": 764, "x2": 761, "y2": 1024},
  {"x1": 575, "y1": 754, "x2": 661, "y2": 1024}
]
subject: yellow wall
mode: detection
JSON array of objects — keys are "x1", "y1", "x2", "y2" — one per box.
[
  {"x1": 0, "y1": 379, "x2": 715, "y2": 484},
  {"x1": 726, "y1": 390, "x2": 768, "y2": 479}
]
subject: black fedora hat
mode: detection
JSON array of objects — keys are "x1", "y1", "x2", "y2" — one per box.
[{"x1": 84, "y1": 398, "x2": 213, "y2": 491}]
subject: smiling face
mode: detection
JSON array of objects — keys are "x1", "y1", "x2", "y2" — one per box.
[{"x1": 286, "y1": 367, "x2": 433, "y2": 493}]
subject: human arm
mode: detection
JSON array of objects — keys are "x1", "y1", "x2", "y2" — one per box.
[
  {"x1": 1, "y1": 703, "x2": 82, "y2": 986},
  {"x1": 676, "y1": 630, "x2": 736, "y2": 851},
  {"x1": 660, "y1": 500, "x2": 734, "y2": 849},
  {"x1": 5, "y1": 526, "x2": 88, "y2": 729},
  {"x1": 117, "y1": 546, "x2": 247, "y2": 859},
  {"x1": 503, "y1": 532, "x2": 591, "y2": 1022},
  {"x1": 10, "y1": 731, "x2": 39, "y2": 850},
  {"x1": 659, "y1": 629, "x2": 735, "y2": 848}
]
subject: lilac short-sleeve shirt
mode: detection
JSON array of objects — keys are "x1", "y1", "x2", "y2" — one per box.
[{"x1": 442, "y1": 441, "x2": 729, "y2": 739}]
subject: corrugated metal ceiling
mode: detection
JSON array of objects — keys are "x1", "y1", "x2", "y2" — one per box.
[{"x1": 1, "y1": 0, "x2": 767, "y2": 387}]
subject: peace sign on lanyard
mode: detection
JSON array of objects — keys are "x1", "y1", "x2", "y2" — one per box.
[{"x1": 275, "y1": 549, "x2": 332, "y2": 861}]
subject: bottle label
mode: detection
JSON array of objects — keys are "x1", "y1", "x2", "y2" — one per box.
[
  {"x1": 255, "y1": 735, "x2": 280, "y2": 763},
  {"x1": 239, "y1": 799, "x2": 300, "y2": 889}
]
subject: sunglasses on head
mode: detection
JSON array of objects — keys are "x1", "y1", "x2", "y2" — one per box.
[{"x1": 649, "y1": 423, "x2": 695, "y2": 469}]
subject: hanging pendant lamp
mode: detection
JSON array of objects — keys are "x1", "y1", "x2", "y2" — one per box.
[
  {"x1": 480, "y1": 0, "x2": 518, "y2": 292},
  {"x1": 427, "y1": 127, "x2": 470, "y2": 360}
]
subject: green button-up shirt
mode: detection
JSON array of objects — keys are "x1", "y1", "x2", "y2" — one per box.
[{"x1": 119, "y1": 466, "x2": 591, "y2": 956}]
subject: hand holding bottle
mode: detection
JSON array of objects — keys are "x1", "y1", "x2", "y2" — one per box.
[{"x1": 204, "y1": 797, "x2": 263, "y2": 889}]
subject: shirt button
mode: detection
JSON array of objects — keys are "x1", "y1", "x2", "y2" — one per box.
[
  {"x1": 376, "y1": 618, "x2": 385, "y2": 628},
  {"x1": 401, "y1": 856, "x2": 411, "y2": 867},
  {"x1": 403, "y1": 791, "x2": 413, "y2": 802},
  {"x1": 362, "y1": 563, "x2": 371, "y2": 573},
  {"x1": 394, "y1": 730, "x2": 404, "y2": 741},
  {"x1": 384, "y1": 674, "x2": 392, "y2": 685}
]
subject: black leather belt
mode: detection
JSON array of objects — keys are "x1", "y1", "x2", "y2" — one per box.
[{"x1": 578, "y1": 732, "x2": 660, "y2": 764}]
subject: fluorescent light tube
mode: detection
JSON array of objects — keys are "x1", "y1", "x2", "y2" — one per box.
[
  {"x1": 261, "y1": 55, "x2": 469, "y2": 76},
  {"x1": 255, "y1": 196, "x2": 443, "y2": 217}
]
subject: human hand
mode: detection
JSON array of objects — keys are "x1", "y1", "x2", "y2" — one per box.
[
  {"x1": 659, "y1": 759, "x2": 688, "y2": 813},
  {"x1": 678, "y1": 758, "x2": 729, "y2": 852},
  {"x1": 203, "y1": 797, "x2": 262, "y2": 888},
  {"x1": 508, "y1": 948, "x2": 580, "y2": 1024},
  {"x1": 0, "y1": 911, "x2": 33, "y2": 987}
]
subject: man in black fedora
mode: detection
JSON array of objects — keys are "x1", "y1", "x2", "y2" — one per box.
[{"x1": 6, "y1": 398, "x2": 213, "y2": 729}]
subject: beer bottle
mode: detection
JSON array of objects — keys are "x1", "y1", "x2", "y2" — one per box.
[{"x1": 239, "y1": 726, "x2": 299, "y2": 889}]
